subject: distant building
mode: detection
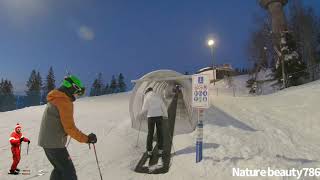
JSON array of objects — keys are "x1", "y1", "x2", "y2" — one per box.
[{"x1": 197, "y1": 64, "x2": 234, "y2": 83}]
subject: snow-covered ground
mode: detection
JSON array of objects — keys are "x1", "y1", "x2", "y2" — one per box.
[
  {"x1": 208, "y1": 80, "x2": 320, "y2": 180},
  {"x1": 213, "y1": 69, "x2": 278, "y2": 96},
  {"x1": 1, "y1": 76, "x2": 320, "y2": 180}
]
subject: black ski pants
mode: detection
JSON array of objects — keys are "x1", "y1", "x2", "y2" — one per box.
[
  {"x1": 147, "y1": 116, "x2": 164, "y2": 152},
  {"x1": 44, "y1": 148, "x2": 77, "y2": 180}
]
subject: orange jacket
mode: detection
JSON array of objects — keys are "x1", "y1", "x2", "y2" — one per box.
[{"x1": 47, "y1": 90, "x2": 88, "y2": 143}]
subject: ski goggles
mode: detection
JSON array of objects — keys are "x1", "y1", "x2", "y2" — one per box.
[
  {"x1": 73, "y1": 83, "x2": 86, "y2": 96},
  {"x1": 64, "y1": 78, "x2": 86, "y2": 96}
]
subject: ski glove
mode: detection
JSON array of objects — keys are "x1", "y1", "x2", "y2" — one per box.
[
  {"x1": 28, "y1": 140, "x2": 30, "y2": 144},
  {"x1": 87, "y1": 133, "x2": 97, "y2": 144},
  {"x1": 20, "y1": 137, "x2": 24, "y2": 143}
]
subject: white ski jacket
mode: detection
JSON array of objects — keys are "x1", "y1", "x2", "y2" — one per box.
[{"x1": 141, "y1": 91, "x2": 168, "y2": 118}]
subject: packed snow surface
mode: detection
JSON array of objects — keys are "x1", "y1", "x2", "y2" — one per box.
[{"x1": 1, "y1": 77, "x2": 320, "y2": 180}]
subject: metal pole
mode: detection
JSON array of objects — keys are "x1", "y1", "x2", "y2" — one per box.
[
  {"x1": 211, "y1": 46, "x2": 215, "y2": 85},
  {"x1": 198, "y1": 108, "x2": 200, "y2": 125},
  {"x1": 93, "y1": 144, "x2": 103, "y2": 180},
  {"x1": 196, "y1": 109, "x2": 202, "y2": 163}
]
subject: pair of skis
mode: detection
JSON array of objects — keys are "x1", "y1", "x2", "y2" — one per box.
[
  {"x1": 143, "y1": 155, "x2": 164, "y2": 173},
  {"x1": 8, "y1": 169, "x2": 30, "y2": 175},
  {"x1": 20, "y1": 169, "x2": 31, "y2": 175},
  {"x1": 8, "y1": 169, "x2": 31, "y2": 175},
  {"x1": 135, "y1": 147, "x2": 169, "y2": 174},
  {"x1": 8, "y1": 169, "x2": 47, "y2": 176}
]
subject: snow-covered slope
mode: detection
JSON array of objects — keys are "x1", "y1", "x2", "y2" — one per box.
[
  {"x1": 212, "y1": 74, "x2": 251, "y2": 96},
  {"x1": 0, "y1": 79, "x2": 319, "y2": 180},
  {"x1": 208, "y1": 80, "x2": 320, "y2": 180},
  {"x1": 213, "y1": 69, "x2": 278, "y2": 96}
]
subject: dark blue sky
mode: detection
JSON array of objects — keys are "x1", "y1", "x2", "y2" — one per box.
[{"x1": 0, "y1": 0, "x2": 319, "y2": 93}]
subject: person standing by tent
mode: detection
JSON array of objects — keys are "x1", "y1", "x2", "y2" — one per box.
[
  {"x1": 38, "y1": 75, "x2": 97, "y2": 180},
  {"x1": 9, "y1": 123, "x2": 30, "y2": 175},
  {"x1": 140, "y1": 87, "x2": 168, "y2": 166}
]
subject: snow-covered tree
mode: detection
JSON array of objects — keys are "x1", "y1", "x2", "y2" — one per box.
[
  {"x1": 274, "y1": 31, "x2": 308, "y2": 86},
  {"x1": 288, "y1": 0, "x2": 320, "y2": 81}
]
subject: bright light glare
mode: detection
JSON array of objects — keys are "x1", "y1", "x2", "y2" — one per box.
[{"x1": 208, "y1": 39, "x2": 215, "y2": 46}]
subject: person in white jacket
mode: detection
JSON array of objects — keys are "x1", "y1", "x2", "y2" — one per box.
[{"x1": 141, "y1": 87, "x2": 168, "y2": 159}]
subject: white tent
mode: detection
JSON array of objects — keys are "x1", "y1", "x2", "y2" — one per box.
[{"x1": 129, "y1": 70, "x2": 198, "y2": 135}]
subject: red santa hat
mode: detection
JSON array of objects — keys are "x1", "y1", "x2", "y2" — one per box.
[{"x1": 15, "y1": 123, "x2": 22, "y2": 131}]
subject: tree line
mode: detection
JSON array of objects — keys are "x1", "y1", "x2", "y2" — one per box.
[
  {"x1": 89, "y1": 73, "x2": 127, "y2": 96},
  {"x1": 0, "y1": 67, "x2": 57, "y2": 112},
  {"x1": 0, "y1": 67, "x2": 128, "y2": 112}
]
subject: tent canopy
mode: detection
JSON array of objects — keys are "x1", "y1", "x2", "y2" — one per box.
[{"x1": 129, "y1": 70, "x2": 197, "y2": 135}]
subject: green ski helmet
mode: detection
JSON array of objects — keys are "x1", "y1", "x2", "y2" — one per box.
[{"x1": 62, "y1": 75, "x2": 86, "y2": 96}]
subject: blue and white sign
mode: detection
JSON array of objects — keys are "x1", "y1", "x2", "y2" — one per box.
[
  {"x1": 192, "y1": 74, "x2": 210, "y2": 108},
  {"x1": 192, "y1": 74, "x2": 209, "y2": 163}
]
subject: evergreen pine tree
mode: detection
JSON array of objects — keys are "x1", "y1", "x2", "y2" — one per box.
[
  {"x1": 90, "y1": 73, "x2": 104, "y2": 96},
  {"x1": 0, "y1": 79, "x2": 4, "y2": 111},
  {"x1": 26, "y1": 70, "x2": 42, "y2": 106},
  {"x1": 90, "y1": 79, "x2": 99, "y2": 96},
  {"x1": 104, "y1": 83, "x2": 111, "y2": 94},
  {"x1": 97, "y1": 73, "x2": 104, "y2": 95},
  {"x1": 43, "y1": 66, "x2": 56, "y2": 103},
  {"x1": 37, "y1": 71, "x2": 44, "y2": 104},
  {"x1": 0, "y1": 79, "x2": 16, "y2": 111},
  {"x1": 109, "y1": 75, "x2": 117, "y2": 93},
  {"x1": 117, "y1": 73, "x2": 127, "y2": 92},
  {"x1": 46, "y1": 67, "x2": 56, "y2": 93}
]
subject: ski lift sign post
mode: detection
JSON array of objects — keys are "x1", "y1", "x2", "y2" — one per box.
[
  {"x1": 192, "y1": 74, "x2": 210, "y2": 163},
  {"x1": 192, "y1": 74, "x2": 210, "y2": 108}
]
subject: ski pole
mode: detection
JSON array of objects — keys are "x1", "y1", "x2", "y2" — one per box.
[
  {"x1": 136, "y1": 98, "x2": 145, "y2": 147},
  {"x1": 27, "y1": 143, "x2": 29, "y2": 155},
  {"x1": 92, "y1": 144, "x2": 103, "y2": 180},
  {"x1": 136, "y1": 116, "x2": 143, "y2": 147}
]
